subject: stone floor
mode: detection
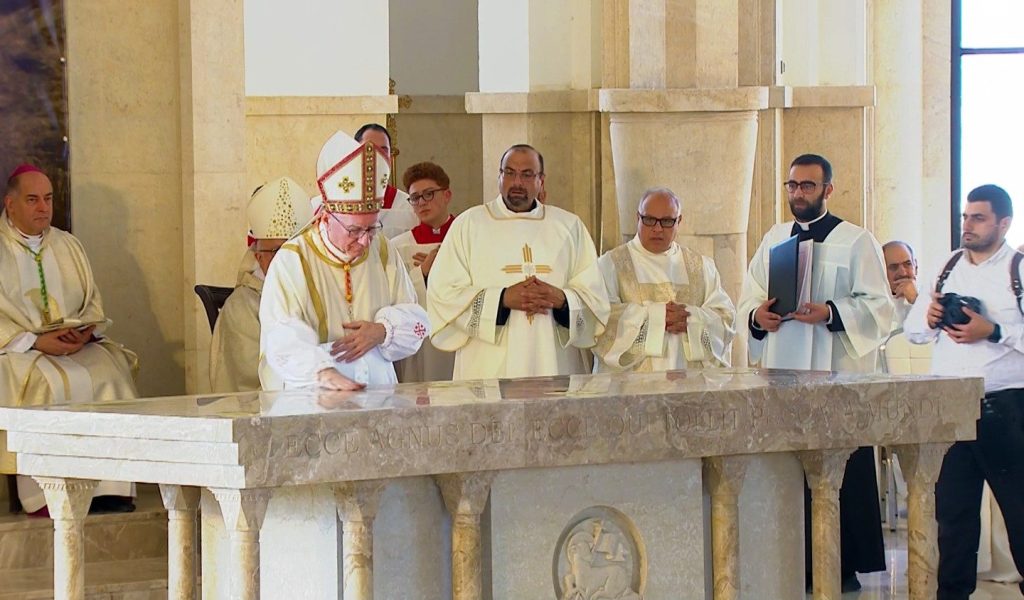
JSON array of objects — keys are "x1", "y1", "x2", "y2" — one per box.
[{"x1": 836, "y1": 528, "x2": 1022, "y2": 599}]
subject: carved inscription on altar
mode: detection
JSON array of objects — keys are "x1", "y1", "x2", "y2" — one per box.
[
  {"x1": 554, "y1": 506, "x2": 645, "y2": 600},
  {"x1": 275, "y1": 420, "x2": 517, "y2": 459}
]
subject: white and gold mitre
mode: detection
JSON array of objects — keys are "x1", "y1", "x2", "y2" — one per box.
[
  {"x1": 247, "y1": 176, "x2": 313, "y2": 239},
  {"x1": 315, "y1": 130, "x2": 391, "y2": 214}
]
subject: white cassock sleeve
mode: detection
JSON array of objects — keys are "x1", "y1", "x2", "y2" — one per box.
[
  {"x1": 682, "y1": 257, "x2": 736, "y2": 366},
  {"x1": 737, "y1": 235, "x2": 772, "y2": 365},
  {"x1": 375, "y1": 236, "x2": 429, "y2": 362},
  {"x1": 829, "y1": 233, "x2": 895, "y2": 359},
  {"x1": 259, "y1": 251, "x2": 336, "y2": 389},
  {"x1": 554, "y1": 219, "x2": 611, "y2": 349}
]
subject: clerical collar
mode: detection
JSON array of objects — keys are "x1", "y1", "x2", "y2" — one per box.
[
  {"x1": 490, "y1": 195, "x2": 544, "y2": 220},
  {"x1": 411, "y1": 214, "x2": 455, "y2": 244},
  {"x1": 790, "y1": 212, "x2": 843, "y2": 243}
]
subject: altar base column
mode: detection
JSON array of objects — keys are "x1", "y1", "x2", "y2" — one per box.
[
  {"x1": 335, "y1": 480, "x2": 388, "y2": 600},
  {"x1": 36, "y1": 477, "x2": 97, "y2": 600},
  {"x1": 436, "y1": 472, "x2": 496, "y2": 600},
  {"x1": 211, "y1": 488, "x2": 272, "y2": 600},
  {"x1": 703, "y1": 456, "x2": 750, "y2": 600},
  {"x1": 161, "y1": 484, "x2": 201, "y2": 600},
  {"x1": 798, "y1": 449, "x2": 855, "y2": 600},
  {"x1": 894, "y1": 443, "x2": 951, "y2": 600}
]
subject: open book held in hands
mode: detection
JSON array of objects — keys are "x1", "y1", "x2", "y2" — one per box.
[
  {"x1": 768, "y1": 234, "x2": 813, "y2": 319},
  {"x1": 36, "y1": 319, "x2": 105, "y2": 334}
]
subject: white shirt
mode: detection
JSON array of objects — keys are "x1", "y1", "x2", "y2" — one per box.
[{"x1": 904, "y1": 243, "x2": 1024, "y2": 393}]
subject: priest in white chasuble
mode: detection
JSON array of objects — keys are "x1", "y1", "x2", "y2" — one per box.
[
  {"x1": 390, "y1": 161, "x2": 456, "y2": 383},
  {"x1": 259, "y1": 132, "x2": 429, "y2": 391},
  {"x1": 0, "y1": 165, "x2": 137, "y2": 515},
  {"x1": 210, "y1": 177, "x2": 313, "y2": 392},
  {"x1": 738, "y1": 154, "x2": 892, "y2": 591},
  {"x1": 427, "y1": 144, "x2": 610, "y2": 379},
  {"x1": 594, "y1": 187, "x2": 735, "y2": 372}
]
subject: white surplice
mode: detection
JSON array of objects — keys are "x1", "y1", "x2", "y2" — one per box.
[
  {"x1": 381, "y1": 188, "x2": 419, "y2": 240},
  {"x1": 390, "y1": 230, "x2": 455, "y2": 383},
  {"x1": 427, "y1": 197, "x2": 610, "y2": 379},
  {"x1": 738, "y1": 220, "x2": 894, "y2": 371},
  {"x1": 593, "y1": 237, "x2": 735, "y2": 372},
  {"x1": 259, "y1": 222, "x2": 429, "y2": 390}
]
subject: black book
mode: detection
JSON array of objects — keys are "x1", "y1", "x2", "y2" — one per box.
[{"x1": 768, "y1": 235, "x2": 800, "y2": 316}]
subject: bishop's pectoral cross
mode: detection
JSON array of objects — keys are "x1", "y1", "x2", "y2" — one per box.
[{"x1": 502, "y1": 244, "x2": 551, "y2": 324}]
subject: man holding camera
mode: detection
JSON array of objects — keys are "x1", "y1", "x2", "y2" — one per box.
[{"x1": 904, "y1": 184, "x2": 1024, "y2": 600}]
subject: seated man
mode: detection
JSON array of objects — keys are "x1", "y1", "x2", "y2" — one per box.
[
  {"x1": 259, "y1": 132, "x2": 429, "y2": 391},
  {"x1": 391, "y1": 161, "x2": 456, "y2": 382},
  {"x1": 0, "y1": 164, "x2": 137, "y2": 515},
  {"x1": 593, "y1": 187, "x2": 735, "y2": 371},
  {"x1": 210, "y1": 177, "x2": 313, "y2": 392}
]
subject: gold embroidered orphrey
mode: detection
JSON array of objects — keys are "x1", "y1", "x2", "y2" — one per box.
[
  {"x1": 502, "y1": 244, "x2": 552, "y2": 324},
  {"x1": 554, "y1": 506, "x2": 645, "y2": 600}
]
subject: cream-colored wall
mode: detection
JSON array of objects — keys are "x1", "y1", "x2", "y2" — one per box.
[
  {"x1": 389, "y1": 0, "x2": 478, "y2": 95},
  {"x1": 780, "y1": 0, "x2": 867, "y2": 86},
  {"x1": 67, "y1": 1, "x2": 186, "y2": 397}
]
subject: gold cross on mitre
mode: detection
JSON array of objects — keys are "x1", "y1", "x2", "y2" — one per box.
[
  {"x1": 338, "y1": 176, "x2": 355, "y2": 193},
  {"x1": 502, "y1": 244, "x2": 552, "y2": 324}
]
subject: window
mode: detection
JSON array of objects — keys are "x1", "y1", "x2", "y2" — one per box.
[{"x1": 952, "y1": 0, "x2": 1024, "y2": 250}]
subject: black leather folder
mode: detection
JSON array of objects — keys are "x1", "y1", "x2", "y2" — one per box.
[{"x1": 768, "y1": 234, "x2": 799, "y2": 316}]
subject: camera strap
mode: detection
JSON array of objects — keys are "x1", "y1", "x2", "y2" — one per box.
[
  {"x1": 934, "y1": 251, "x2": 964, "y2": 295},
  {"x1": 935, "y1": 249, "x2": 1024, "y2": 317}
]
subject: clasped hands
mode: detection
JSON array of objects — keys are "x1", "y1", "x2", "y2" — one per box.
[
  {"x1": 502, "y1": 276, "x2": 566, "y2": 316},
  {"x1": 33, "y1": 325, "x2": 96, "y2": 356},
  {"x1": 665, "y1": 301, "x2": 690, "y2": 334},
  {"x1": 753, "y1": 298, "x2": 830, "y2": 332},
  {"x1": 412, "y1": 248, "x2": 439, "y2": 277},
  {"x1": 926, "y1": 292, "x2": 995, "y2": 344}
]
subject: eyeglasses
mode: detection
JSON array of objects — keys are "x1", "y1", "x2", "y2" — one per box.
[
  {"x1": 784, "y1": 180, "x2": 828, "y2": 193},
  {"x1": 500, "y1": 168, "x2": 541, "y2": 181},
  {"x1": 408, "y1": 187, "x2": 448, "y2": 206},
  {"x1": 638, "y1": 214, "x2": 680, "y2": 228},
  {"x1": 328, "y1": 212, "x2": 383, "y2": 239}
]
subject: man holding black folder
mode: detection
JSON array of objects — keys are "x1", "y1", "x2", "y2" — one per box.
[{"x1": 738, "y1": 154, "x2": 894, "y2": 591}]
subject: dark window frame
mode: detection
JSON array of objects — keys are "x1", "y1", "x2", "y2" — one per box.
[{"x1": 951, "y1": 0, "x2": 1024, "y2": 248}]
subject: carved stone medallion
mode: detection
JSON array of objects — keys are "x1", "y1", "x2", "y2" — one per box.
[{"x1": 553, "y1": 506, "x2": 646, "y2": 600}]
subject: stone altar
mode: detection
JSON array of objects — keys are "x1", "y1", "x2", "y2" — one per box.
[{"x1": 0, "y1": 368, "x2": 982, "y2": 600}]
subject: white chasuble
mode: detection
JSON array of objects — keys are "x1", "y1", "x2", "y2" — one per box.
[
  {"x1": 390, "y1": 230, "x2": 455, "y2": 383},
  {"x1": 427, "y1": 197, "x2": 610, "y2": 380},
  {"x1": 594, "y1": 237, "x2": 735, "y2": 372},
  {"x1": 0, "y1": 216, "x2": 138, "y2": 510},
  {"x1": 738, "y1": 220, "x2": 893, "y2": 372},
  {"x1": 259, "y1": 223, "x2": 429, "y2": 390},
  {"x1": 210, "y1": 263, "x2": 263, "y2": 393}
]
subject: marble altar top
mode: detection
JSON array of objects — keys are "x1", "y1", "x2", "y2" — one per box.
[{"x1": 0, "y1": 369, "x2": 983, "y2": 489}]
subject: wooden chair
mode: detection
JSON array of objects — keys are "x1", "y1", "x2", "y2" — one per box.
[{"x1": 193, "y1": 285, "x2": 235, "y2": 332}]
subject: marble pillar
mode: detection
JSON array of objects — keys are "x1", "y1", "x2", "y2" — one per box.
[
  {"x1": 35, "y1": 477, "x2": 98, "y2": 600},
  {"x1": 703, "y1": 456, "x2": 750, "y2": 600},
  {"x1": 211, "y1": 488, "x2": 272, "y2": 600},
  {"x1": 335, "y1": 480, "x2": 388, "y2": 600},
  {"x1": 435, "y1": 472, "x2": 496, "y2": 600},
  {"x1": 893, "y1": 443, "x2": 951, "y2": 600},
  {"x1": 161, "y1": 484, "x2": 201, "y2": 600},
  {"x1": 797, "y1": 449, "x2": 855, "y2": 600}
]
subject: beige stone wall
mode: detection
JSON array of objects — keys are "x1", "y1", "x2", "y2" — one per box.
[{"x1": 66, "y1": 1, "x2": 186, "y2": 397}]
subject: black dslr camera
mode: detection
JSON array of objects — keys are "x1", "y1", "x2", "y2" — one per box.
[{"x1": 937, "y1": 293, "x2": 983, "y2": 328}]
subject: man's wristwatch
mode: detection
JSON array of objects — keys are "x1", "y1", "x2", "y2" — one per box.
[{"x1": 987, "y1": 323, "x2": 1002, "y2": 343}]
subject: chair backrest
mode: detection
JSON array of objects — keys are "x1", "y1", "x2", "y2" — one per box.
[{"x1": 193, "y1": 285, "x2": 236, "y2": 332}]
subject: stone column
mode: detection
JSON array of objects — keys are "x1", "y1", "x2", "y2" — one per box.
[
  {"x1": 703, "y1": 456, "x2": 750, "y2": 600},
  {"x1": 435, "y1": 472, "x2": 496, "y2": 600},
  {"x1": 893, "y1": 443, "x2": 951, "y2": 600},
  {"x1": 35, "y1": 477, "x2": 97, "y2": 600},
  {"x1": 160, "y1": 484, "x2": 201, "y2": 600},
  {"x1": 211, "y1": 488, "x2": 272, "y2": 600},
  {"x1": 797, "y1": 449, "x2": 855, "y2": 600},
  {"x1": 334, "y1": 480, "x2": 388, "y2": 600}
]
